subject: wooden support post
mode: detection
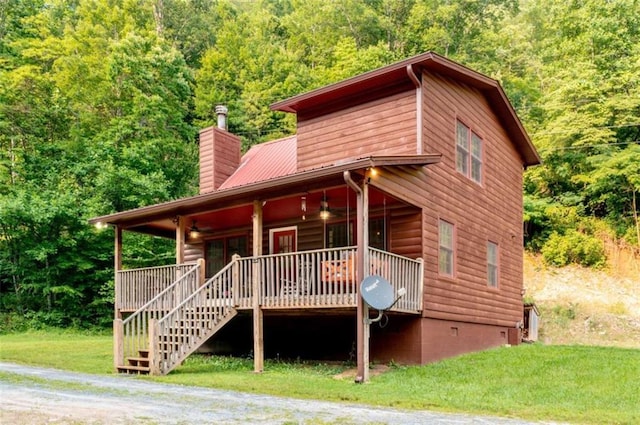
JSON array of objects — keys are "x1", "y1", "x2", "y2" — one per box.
[
  {"x1": 113, "y1": 318, "x2": 124, "y2": 372},
  {"x1": 358, "y1": 179, "x2": 370, "y2": 383},
  {"x1": 252, "y1": 200, "x2": 264, "y2": 373},
  {"x1": 114, "y1": 226, "x2": 122, "y2": 320},
  {"x1": 176, "y1": 216, "x2": 186, "y2": 264},
  {"x1": 197, "y1": 258, "x2": 206, "y2": 286},
  {"x1": 148, "y1": 318, "x2": 159, "y2": 375},
  {"x1": 232, "y1": 254, "x2": 240, "y2": 306}
]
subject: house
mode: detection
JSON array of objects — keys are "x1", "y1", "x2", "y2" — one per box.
[{"x1": 90, "y1": 51, "x2": 540, "y2": 379}]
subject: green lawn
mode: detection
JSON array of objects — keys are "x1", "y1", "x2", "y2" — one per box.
[{"x1": 1, "y1": 330, "x2": 638, "y2": 424}]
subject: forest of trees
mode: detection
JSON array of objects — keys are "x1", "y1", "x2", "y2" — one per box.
[{"x1": 1, "y1": 0, "x2": 638, "y2": 328}]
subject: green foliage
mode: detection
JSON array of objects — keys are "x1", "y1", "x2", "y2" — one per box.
[
  {"x1": 1, "y1": 0, "x2": 639, "y2": 327},
  {"x1": 541, "y1": 230, "x2": 606, "y2": 267}
]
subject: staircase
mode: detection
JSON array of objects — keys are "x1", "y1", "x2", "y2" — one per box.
[
  {"x1": 118, "y1": 350, "x2": 150, "y2": 374},
  {"x1": 115, "y1": 260, "x2": 240, "y2": 375}
]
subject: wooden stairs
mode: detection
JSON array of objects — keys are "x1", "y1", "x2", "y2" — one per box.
[
  {"x1": 116, "y1": 260, "x2": 240, "y2": 376},
  {"x1": 118, "y1": 349, "x2": 150, "y2": 374},
  {"x1": 118, "y1": 305, "x2": 238, "y2": 375}
]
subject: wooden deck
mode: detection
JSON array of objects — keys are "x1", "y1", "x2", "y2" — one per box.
[{"x1": 114, "y1": 247, "x2": 423, "y2": 375}]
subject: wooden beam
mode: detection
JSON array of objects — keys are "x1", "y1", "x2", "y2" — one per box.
[
  {"x1": 114, "y1": 226, "x2": 122, "y2": 320},
  {"x1": 113, "y1": 318, "x2": 123, "y2": 371},
  {"x1": 197, "y1": 258, "x2": 206, "y2": 286},
  {"x1": 176, "y1": 216, "x2": 185, "y2": 264},
  {"x1": 252, "y1": 200, "x2": 264, "y2": 373}
]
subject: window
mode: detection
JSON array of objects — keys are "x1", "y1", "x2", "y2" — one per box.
[
  {"x1": 487, "y1": 241, "x2": 498, "y2": 288},
  {"x1": 325, "y1": 217, "x2": 387, "y2": 249},
  {"x1": 205, "y1": 235, "x2": 248, "y2": 277},
  {"x1": 326, "y1": 221, "x2": 354, "y2": 248},
  {"x1": 456, "y1": 120, "x2": 482, "y2": 183},
  {"x1": 439, "y1": 220, "x2": 454, "y2": 276},
  {"x1": 369, "y1": 217, "x2": 386, "y2": 250}
]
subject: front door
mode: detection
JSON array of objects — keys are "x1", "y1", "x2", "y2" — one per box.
[{"x1": 271, "y1": 227, "x2": 297, "y2": 254}]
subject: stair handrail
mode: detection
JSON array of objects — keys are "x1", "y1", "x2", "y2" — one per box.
[
  {"x1": 153, "y1": 258, "x2": 241, "y2": 374},
  {"x1": 118, "y1": 262, "x2": 201, "y2": 367}
]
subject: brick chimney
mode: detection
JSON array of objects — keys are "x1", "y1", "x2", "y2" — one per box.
[{"x1": 199, "y1": 105, "x2": 241, "y2": 193}]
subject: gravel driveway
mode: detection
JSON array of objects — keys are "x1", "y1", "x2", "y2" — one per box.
[{"x1": 0, "y1": 362, "x2": 554, "y2": 424}]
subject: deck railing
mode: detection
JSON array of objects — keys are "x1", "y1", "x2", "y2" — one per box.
[
  {"x1": 115, "y1": 263, "x2": 201, "y2": 369},
  {"x1": 116, "y1": 264, "x2": 195, "y2": 312},
  {"x1": 231, "y1": 246, "x2": 423, "y2": 311},
  {"x1": 368, "y1": 247, "x2": 424, "y2": 313}
]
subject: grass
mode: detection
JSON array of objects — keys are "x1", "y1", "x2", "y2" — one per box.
[{"x1": 1, "y1": 330, "x2": 639, "y2": 424}]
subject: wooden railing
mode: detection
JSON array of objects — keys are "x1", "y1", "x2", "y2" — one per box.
[
  {"x1": 116, "y1": 264, "x2": 195, "y2": 312},
  {"x1": 153, "y1": 261, "x2": 238, "y2": 375},
  {"x1": 230, "y1": 246, "x2": 423, "y2": 311},
  {"x1": 114, "y1": 262, "x2": 201, "y2": 370},
  {"x1": 368, "y1": 247, "x2": 424, "y2": 313}
]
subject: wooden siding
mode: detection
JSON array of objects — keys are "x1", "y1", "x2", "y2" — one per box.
[
  {"x1": 199, "y1": 126, "x2": 241, "y2": 194},
  {"x1": 389, "y1": 207, "x2": 422, "y2": 260},
  {"x1": 369, "y1": 70, "x2": 525, "y2": 328},
  {"x1": 418, "y1": 70, "x2": 524, "y2": 328},
  {"x1": 296, "y1": 91, "x2": 417, "y2": 171}
]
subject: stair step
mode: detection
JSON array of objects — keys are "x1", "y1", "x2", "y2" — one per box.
[
  {"x1": 127, "y1": 357, "x2": 150, "y2": 365},
  {"x1": 117, "y1": 365, "x2": 150, "y2": 374}
]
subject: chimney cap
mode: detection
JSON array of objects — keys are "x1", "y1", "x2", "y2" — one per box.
[
  {"x1": 215, "y1": 105, "x2": 228, "y2": 130},
  {"x1": 215, "y1": 105, "x2": 228, "y2": 115}
]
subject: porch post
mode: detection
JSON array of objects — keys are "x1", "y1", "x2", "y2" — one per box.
[
  {"x1": 114, "y1": 226, "x2": 122, "y2": 320},
  {"x1": 252, "y1": 200, "x2": 264, "y2": 373},
  {"x1": 358, "y1": 179, "x2": 371, "y2": 382},
  {"x1": 344, "y1": 170, "x2": 370, "y2": 383},
  {"x1": 176, "y1": 216, "x2": 186, "y2": 264}
]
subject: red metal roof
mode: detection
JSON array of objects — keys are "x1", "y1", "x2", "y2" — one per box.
[{"x1": 218, "y1": 135, "x2": 297, "y2": 190}]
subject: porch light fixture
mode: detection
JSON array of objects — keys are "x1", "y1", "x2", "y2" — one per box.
[
  {"x1": 94, "y1": 221, "x2": 108, "y2": 230},
  {"x1": 319, "y1": 195, "x2": 330, "y2": 220},
  {"x1": 188, "y1": 221, "x2": 201, "y2": 240}
]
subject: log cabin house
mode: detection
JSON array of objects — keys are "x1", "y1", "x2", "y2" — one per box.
[{"x1": 90, "y1": 51, "x2": 540, "y2": 378}]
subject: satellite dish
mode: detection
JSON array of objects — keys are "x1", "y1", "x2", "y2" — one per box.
[{"x1": 360, "y1": 275, "x2": 394, "y2": 310}]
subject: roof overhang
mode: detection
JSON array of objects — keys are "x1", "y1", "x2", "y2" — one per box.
[
  {"x1": 271, "y1": 51, "x2": 540, "y2": 167},
  {"x1": 89, "y1": 154, "x2": 441, "y2": 229}
]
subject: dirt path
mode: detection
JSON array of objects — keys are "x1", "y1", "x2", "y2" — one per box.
[{"x1": 0, "y1": 362, "x2": 550, "y2": 425}]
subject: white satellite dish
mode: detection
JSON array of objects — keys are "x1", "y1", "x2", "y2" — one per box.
[{"x1": 360, "y1": 275, "x2": 395, "y2": 310}]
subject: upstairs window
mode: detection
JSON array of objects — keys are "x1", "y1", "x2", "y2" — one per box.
[
  {"x1": 487, "y1": 241, "x2": 499, "y2": 288},
  {"x1": 456, "y1": 120, "x2": 483, "y2": 183},
  {"x1": 439, "y1": 220, "x2": 454, "y2": 276}
]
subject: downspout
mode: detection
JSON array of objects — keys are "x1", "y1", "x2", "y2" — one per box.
[
  {"x1": 407, "y1": 65, "x2": 423, "y2": 154},
  {"x1": 344, "y1": 170, "x2": 369, "y2": 383}
]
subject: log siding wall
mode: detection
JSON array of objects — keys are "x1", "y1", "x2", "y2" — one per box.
[{"x1": 296, "y1": 91, "x2": 417, "y2": 171}]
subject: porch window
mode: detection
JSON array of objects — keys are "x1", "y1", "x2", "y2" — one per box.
[
  {"x1": 487, "y1": 241, "x2": 499, "y2": 287},
  {"x1": 369, "y1": 217, "x2": 386, "y2": 250},
  {"x1": 326, "y1": 221, "x2": 353, "y2": 248},
  {"x1": 439, "y1": 220, "x2": 454, "y2": 276},
  {"x1": 325, "y1": 217, "x2": 386, "y2": 249},
  {"x1": 456, "y1": 120, "x2": 483, "y2": 184},
  {"x1": 205, "y1": 235, "x2": 248, "y2": 277}
]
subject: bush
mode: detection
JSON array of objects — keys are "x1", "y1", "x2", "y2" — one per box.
[{"x1": 541, "y1": 230, "x2": 606, "y2": 267}]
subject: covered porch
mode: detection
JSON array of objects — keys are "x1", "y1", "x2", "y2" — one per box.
[{"x1": 92, "y1": 156, "x2": 439, "y2": 377}]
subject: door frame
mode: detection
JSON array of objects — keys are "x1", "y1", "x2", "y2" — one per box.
[{"x1": 269, "y1": 226, "x2": 298, "y2": 254}]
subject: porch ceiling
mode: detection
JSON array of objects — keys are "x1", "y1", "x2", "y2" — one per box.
[{"x1": 89, "y1": 154, "x2": 440, "y2": 236}]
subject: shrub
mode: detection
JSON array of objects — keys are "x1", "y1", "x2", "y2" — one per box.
[{"x1": 541, "y1": 230, "x2": 606, "y2": 267}]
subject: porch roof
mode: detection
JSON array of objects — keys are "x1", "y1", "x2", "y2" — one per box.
[{"x1": 89, "y1": 154, "x2": 440, "y2": 229}]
